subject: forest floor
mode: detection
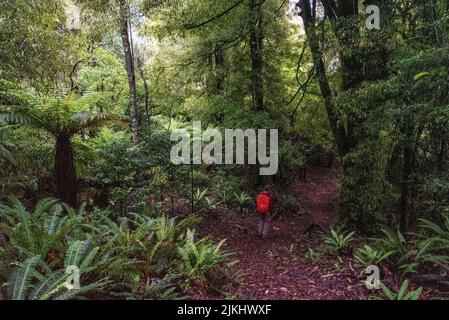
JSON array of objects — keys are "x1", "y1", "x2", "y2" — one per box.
[{"x1": 193, "y1": 166, "x2": 373, "y2": 300}]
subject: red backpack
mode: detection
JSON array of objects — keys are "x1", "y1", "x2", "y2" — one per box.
[{"x1": 256, "y1": 192, "x2": 271, "y2": 213}]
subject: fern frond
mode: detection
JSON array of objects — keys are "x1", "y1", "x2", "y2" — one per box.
[
  {"x1": 29, "y1": 270, "x2": 68, "y2": 300},
  {"x1": 64, "y1": 240, "x2": 85, "y2": 268},
  {"x1": 10, "y1": 256, "x2": 40, "y2": 300}
]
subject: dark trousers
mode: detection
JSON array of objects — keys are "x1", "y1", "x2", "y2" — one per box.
[{"x1": 258, "y1": 212, "x2": 271, "y2": 238}]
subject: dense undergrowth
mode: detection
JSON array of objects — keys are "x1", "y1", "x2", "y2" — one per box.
[{"x1": 0, "y1": 197, "x2": 238, "y2": 300}]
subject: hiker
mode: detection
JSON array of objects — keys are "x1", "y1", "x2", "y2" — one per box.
[{"x1": 256, "y1": 185, "x2": 273, "y2": 239}]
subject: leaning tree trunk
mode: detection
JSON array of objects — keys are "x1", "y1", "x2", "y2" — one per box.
[
  {"x1": 54, "y1": 134, "x2": 78, "y2": 207},
  {"x1": 119, "y1": 0, "x2": 140, "y2": 145},
  {"x1": 299, "y1": 0, "x2": 349, "y2": 159}
]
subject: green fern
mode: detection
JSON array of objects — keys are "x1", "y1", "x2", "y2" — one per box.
[
  {"x1": 177, "y1": 229, "x2": 236, "y2": 280},
  {"x1": 354, "y1": 245, "x2": 395, "y2": 267},
  {"x1": 324, "y1": 226, "x2": 355, "y2": 252},
  {"x1": 379, "y1": 280, "x2": 422, "y2": 300},
  {"x1": 10, "y1": 256, "x2": 40, "y2": 300}
]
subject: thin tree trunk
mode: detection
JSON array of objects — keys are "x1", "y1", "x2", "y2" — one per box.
[
  {"x1": 214, "y1": 45, "x2": 225, "y2": 94},
  {"x1": 400, "y1": 122, "x2": 413, "y2": 233},
  {"x1": 137, "y1": 56, "x2": 150, "y2": 133},
  {"x1": 119, "y1": 0, "x2": 140, "y2": 144},
  {"x1": 54, "y1": 134, "x2": 77, "y2": 207},
  {"x1": 249, "y1": 0, "x2": 264, "y2": 111}
]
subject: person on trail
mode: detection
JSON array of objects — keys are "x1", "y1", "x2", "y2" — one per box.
[{"x1": 257, "y1": 185, "x2": 273, "y2": 239}]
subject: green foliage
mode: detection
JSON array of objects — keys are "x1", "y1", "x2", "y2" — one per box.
[
  {"x1": 216, "y1": 188, "x2": 233, "y2": 204},
  {"x1": 234, "y1": 191, "x2": 253, "y2": 210},
  {"x1": 0, "y1": 127, "x2": 17, "y2": 169},
  {"x1": 370, "y1": 226, "x2": 417, "y2": 272},
  {"x1": 354, "y1": 245, "x2": 395, "y2": 267},
  {"x1": 277, "y1": 141, "x2": 307, "y2": 186},
  {"x1": 305, "y1": 248, "x2": 321, "y2": 261},
  {"x1": 277, "y1": 193, "x2": 301, "y2": 216},
  {"x1": 86, "y1": 128, "x2": 176, "y2": 215},
  {"x1": 177, "y1": 229, "x2": 237, "y2": 281},
  {"x1": 0, "y1": 197, "x2": 84, "y2": 258},
  {"x1": 191, "y1": 170, "x2": 211, "y2": 189},
  {"x1": 115, "y1": 279, "x2": 185, "y2": 300},
  {"x1": 339, "y1": 142, "x2": 397, "y2": 232},
  {"x1": 284, "y1": 243, "x2": 297, "y2": 256},
  {"x1": 0, "y1": 197, "x2": 235, "y2": 299},
  {"x1": 214, "y1": 175, "x2": 246, "y2": 204},
  {"x1": 0, "y1": 89, "x2": 126, "y2": 137},
  {"x1": 418, "y1": 175, "x2": 449, "y2": 217},
  {"x1": 323, "y1": 226, "x2": 355, "y2": 253},
  {"x1": 374, "y1": 227, "x2": 408, "y2": 258},
  {"x1": 415, "y1": 214, "x2": 449, "y2": 270},
  {"x1": 379, "y1": 280, "x2": 422, "y2": 301},
  {"x1": 8, "y1": 253, "x2": 109, "y2": 300},
  {"x1": 191, "y1": 188, "x2": 221, "y2": 213},
  {"x1": 0, "y1": 0, "x2": 81, "y2": 88},
  {"x1": 192, "y1": 188, "x2": 209, "y2": 208}
]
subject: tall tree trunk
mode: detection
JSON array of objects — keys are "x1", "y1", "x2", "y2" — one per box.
[
  {"x1": 54, "y1": 134, "x2": 77, "y2": 207},
  {"x1": 249, "y1": 0, "x2": 264, "y2": 111},
  {"x1": 400, "y1": 139, "x2": 413, "y2": 233},
  {"x1": 137, "y1": 56, "x2": 151, "y2": 133},
  {"x1": 399, "y1": 120, "x2": 414, "y2": 233},
  {"x1": 214, "y1": 45, "x2": 225, "y2": 94},
  {"x1": 119, "y1": 0, "x2": 140, "y2": 145},
  {"x1": 299, "y1": 0, "x2": 349, "y2": 159}
]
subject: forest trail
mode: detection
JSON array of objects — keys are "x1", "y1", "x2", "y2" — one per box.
[{"x1": 196, "y1": 166, "x2": 368, "y2": 300}]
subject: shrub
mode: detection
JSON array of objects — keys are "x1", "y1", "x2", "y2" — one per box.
[
  {"x1": 374, "y1": 227, "x2": 408, "y2": 258},
  {"x1": 233, "y1": 191, "x2": 253, "y2": 214},
  {"x1": 177, "y1": 229, "x2": 237, "y2": 281},
  {"x1": 277, "y1": 194, "x2": 301, "y2": 216},
  {"x1": 354, "y1": 245, "x2": 395, "y2": 267},
  {"x1": 323, "y1": 226, "x2": 355, "y2": 253},
  {"x1": 339, "y1": 142, "x2": 397, "y2": 233}
]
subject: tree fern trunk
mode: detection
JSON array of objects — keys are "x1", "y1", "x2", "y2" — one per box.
[{"x1": 54, "y1": 134, "x2": 77, "y2": 207}]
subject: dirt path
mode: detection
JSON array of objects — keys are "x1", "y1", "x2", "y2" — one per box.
[{"x1": 195, "y1": 166, "x2": 369, "y2": 300}]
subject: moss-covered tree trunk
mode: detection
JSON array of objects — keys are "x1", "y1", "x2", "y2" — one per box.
[
  {"x1": 119, "y1": 0, "x2": 140, "y2": 145},
  {"x1": 300, "y1": 0, "x2": 395, "y2": 231}
]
